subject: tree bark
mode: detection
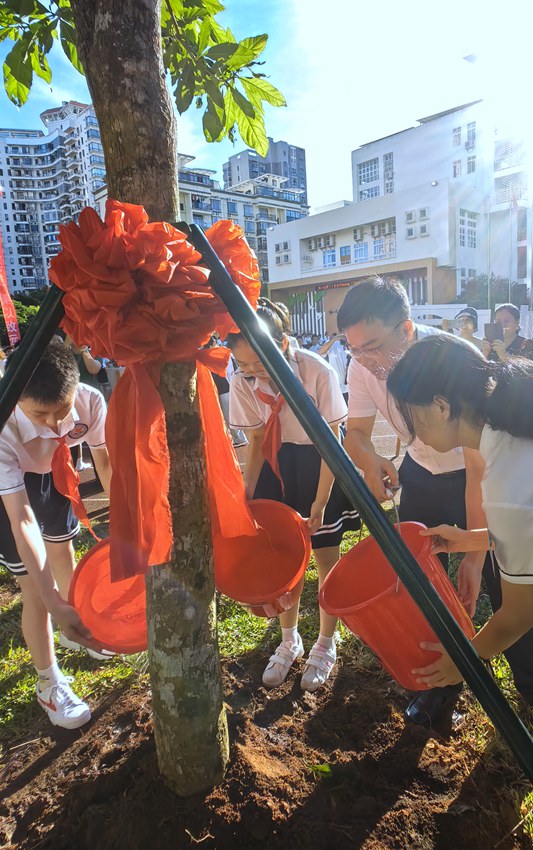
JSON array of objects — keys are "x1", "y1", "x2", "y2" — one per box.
[{"x1": 70, "y1": 0, "x2": 229, "y2": 794}]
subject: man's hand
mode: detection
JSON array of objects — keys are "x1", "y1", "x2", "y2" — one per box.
[
  {"x1": 51, "y1": 598, "x2": 93, "y2": 647},
  {"x1": 419, "y1": 524, "x2": 489, "y2": 554},
  {"x1": 457, "y1": 554, "x2": 484, "y2": 616},
  {"x1": 361, "y1": 454, "x2": 399, "y2": 502}
]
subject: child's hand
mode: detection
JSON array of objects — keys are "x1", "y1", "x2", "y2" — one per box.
[
  {"x1": 52, "y1": 599, "x2": 93, "y2": 647},
  {"x1": 308, "y1": 500, "x2": 326, "y2": 534}
]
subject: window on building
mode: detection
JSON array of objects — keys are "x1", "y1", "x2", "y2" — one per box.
[
  {"x1": 405, "y1": 210, "x2": 415, "y2": 223},
  {"x1": 243, "y1": 204, "x2": 253, "y2": 217},
  {"x1": 459, "y1": 209, "x2": 477, "y2": 248},
  {"x1": 517, "y1": 246, "x2": 527, "y2": 279},
  {"x1": 354, "y1": 242, "x2": 369, "y2": 263},
  {"x1": 517, "y1": 207, "x2": 528, "y2": 241},
  {"x1": 244, "y1": 220, "x2": 254, "y2": 235},
  {"x1": 453, "y1": 127, "x2": 461, "y2": 146},
  {"x1": 374, "y1": 238, "x2": 385, "y2": 259},
  {"x1": 323, "y1": 249, "x2": 336, "y2": 268},
  {"x1": 453, "y1": 160, "x2": 462, "y2": 178},
  {"x1": 340, "y1": 245, "x2": 351, "y2": 265},
  {"x1": 211, "y1": 198, "x2": 222, "y2": 212},
  {"x1": 419, "y1": 224, "x2": 429, "y2": 237},
  {"x1": 227, "y1": 201, "x2": 238, "y2": 215},
  {"x1": 286, "y1": 209, "x2": 301, "y2": 221},
  {"x1": 283, "y1": 254, "x2": 290, "y2": 263},
  {"x1": 383, "y1": 152, "x2": 394, "y2": 193},
  {"x1": 467, "y1": 156, "x2": 476, "y2": 174},
  {"x1": 359, "y1": 186, "x2": 380, "y2": 201},
  {"x1": 275, "y1": 256, "x2": 281, "y2": 265},
  {"x1": 418, "y1": 208, "x2": 428, "y2": 220},
  {"x1": 283, "y1": 241, "x2": 290, "y2": 250},
  {"x1": 466, "y1": 121, "x2": 476, "y2": 148},
  {"x1": 406, "y1": 226, "x2": 416, "y2": 239},
  {"x1": 357, "y1": 157, "x2": 379, "y2": 186}
]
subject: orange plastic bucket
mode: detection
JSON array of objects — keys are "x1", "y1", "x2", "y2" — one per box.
[
  {"x1": 319, "y1": 522, "x2": 474, "y2": 690},
  {"x1": 214, "y1": 499, "x2": 311, "y2": 617},
  {"x1": 69, "y1": 539, "x2": 147, "y2": 654}
]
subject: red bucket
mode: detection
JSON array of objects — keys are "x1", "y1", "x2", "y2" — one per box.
[
  {"x1": 214, "y1": 499, "x2": 311, "y2": 618},
  {"x1": 69, "y1": 539, "x2": 147, "y2": 654},
  {"x1": 319, "y1": 522, "x2": 474, "y2": 690}
]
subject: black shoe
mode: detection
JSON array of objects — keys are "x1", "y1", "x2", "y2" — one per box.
[{"x1": 405, "y1": 684, "x2": 463, "y2": 728}]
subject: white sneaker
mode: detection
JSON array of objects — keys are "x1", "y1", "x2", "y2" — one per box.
[
  {"x1": 301, "y1": 641, "x2": 337, "y2": 692},
  {"x1": 262, "y1": 634, "x2": 304, "y2": 688},
  {"x1": 59, "y1": 632, "x2": 115, "y2": 660},
  {"x1": 36, "y1": 677, "x2": 91, "y2": 729}
]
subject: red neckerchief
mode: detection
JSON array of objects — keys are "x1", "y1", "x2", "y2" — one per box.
[
  {"x1": 51, "y1": 437, "x2": 99, "y2": 540},
  {"x1": 255, "y1": 388, "x2": 285, "y2": 488}
]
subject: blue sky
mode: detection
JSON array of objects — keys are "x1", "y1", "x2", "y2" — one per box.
[{"x1": 0, "y1": 0, "x2": 530, "y2": 210}]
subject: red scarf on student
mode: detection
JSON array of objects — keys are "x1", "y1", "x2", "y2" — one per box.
[
  {"x1": 51, "y1": 437, "x2": 99, "y2": 540},
  {"x1": 255, "y1": 388, "x2": 285, "y2": 487}
]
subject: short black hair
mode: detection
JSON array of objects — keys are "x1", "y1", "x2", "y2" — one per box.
[
  {"x1": 20, "y1": 342, "x2": 80, "y2": 405},
  {"x1": 337, "y1": 276, "x2": 411, "y2": 332}
]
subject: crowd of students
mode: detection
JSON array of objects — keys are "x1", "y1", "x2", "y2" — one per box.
[{"x1": 1, "y1": 279, "x2": 532, "y2": 732}]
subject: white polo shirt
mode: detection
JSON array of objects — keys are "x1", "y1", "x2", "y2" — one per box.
[
  {"x1": 347, "y1": 324, "x2": 465, "y2": 475},
  {"x1": 0, "y1": 383, "x2": 106, "y2": 496},
  {"x1": 480, "y1": 425, "x2": 533, "y2": 585},
  {"x1": 229, "y1": 347, "x2": 347, "y2": 444}
]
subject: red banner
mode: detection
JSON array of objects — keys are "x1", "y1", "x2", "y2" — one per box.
[{"x1": 0, "y1": 190, "x2": 20, "y2": 348}]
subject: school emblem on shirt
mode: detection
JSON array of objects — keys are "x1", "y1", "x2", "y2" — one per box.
[{"x1": 68, "y1": 422, "x2": 88, "y2": 440}]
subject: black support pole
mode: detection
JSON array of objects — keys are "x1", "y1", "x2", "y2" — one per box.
[
  {"x1": 186, "y1": 223, "x2": 533, "y2": 783},
  {"x1": 0, "y1": 284, "x2": 65, "y2": 432}
]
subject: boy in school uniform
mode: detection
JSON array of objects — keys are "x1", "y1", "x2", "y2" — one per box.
[{"x1": 0, "y1": 343, "x2": 112, "y2": 729}]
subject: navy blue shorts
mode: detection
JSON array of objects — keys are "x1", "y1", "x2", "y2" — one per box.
[
  {"x1": 0, "y1": 473, "x2": 79, "y2": 577},
  {"x1": 253, "y1": 443, "x2": 360, "y2": 550}
]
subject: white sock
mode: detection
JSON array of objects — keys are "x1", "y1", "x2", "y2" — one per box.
[
  {"x1": 281, "y1": 626, "x2": 299, "y2": 647},
  {"x1": 36, "y1": 662, "x2": 62, "y2": 689},
  {"x1": 317, "y1": 633, "x2": 336, "y2": 653}
]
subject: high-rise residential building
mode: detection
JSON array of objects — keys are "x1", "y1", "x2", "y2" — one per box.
[
  {"x1": 223, "y1": 138, "x2": 307, "y2": 202},
  {"x1": 0, "y1": 101, "x2": 103, "y2": 294},
  {"x1": 95, "y1": 154, "x2": 308, "y2": 287},
  {"x1": 267, "y1": 101, "x2": 531, "y2": 335}
]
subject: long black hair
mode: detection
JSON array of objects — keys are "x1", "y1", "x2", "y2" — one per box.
[{"x1": 386, "y1": 334, "x2": 533, "y2": 440}]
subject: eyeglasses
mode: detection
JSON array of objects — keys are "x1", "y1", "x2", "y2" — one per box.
[{"x1": 347, "y1": 320, "x2": 406, "y2": 361}]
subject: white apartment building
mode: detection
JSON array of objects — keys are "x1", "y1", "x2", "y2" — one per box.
[
  {"x1": 0, "y1": 101, "x2": 103, "y2": 294},
  {"x1": 95, "y1": 154, "x2": 308, "y2": 288},
  {"x1": 267, "y1": 101, "x2": 531, "y2": 335},
  {"x1": 223, "y1": 138, "x2": 307, "y2": 203}
]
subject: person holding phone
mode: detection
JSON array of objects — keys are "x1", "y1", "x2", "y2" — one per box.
[
  {"x1": 386, "y1": 334, "x2": 533, "y2": 698},
  {"x1": 442, "y1": 307, "x2": 482, "y2": 350},
  {"x1": 482, "y1": 303, "x2": 533, "y2": 362}
]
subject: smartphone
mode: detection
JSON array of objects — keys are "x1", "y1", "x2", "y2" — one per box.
[
  {"x1": 445, "y1": 319, "x2": 459, "y2": 330},
  {"x1": 484, "y1": 322, "x2": 503, "y2": 343}
]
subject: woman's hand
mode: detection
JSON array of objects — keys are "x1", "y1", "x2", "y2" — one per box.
[
  {"x1": 457, "y1": 554, "x2": 483, "y2": 616},
  {"x1": 419, "y1": 524, "x2": 469, "y2": 554},
  {"x1": 308, "y1": 500, "x2": 326, "y2": 534},
  {"x1": 412, "y1": 643, "x2": 463, "y2": 687},
  {"x1": 490, "y1": 339, "x2": 509, "y2": 362}
]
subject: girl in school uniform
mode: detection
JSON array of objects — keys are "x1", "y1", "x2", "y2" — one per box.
[
  {"x1": 387, "y1": 334, "x2": 533, "y2": 695},
  {"x1": 228, "y1": 299, "x2": 360, "y2": 692}
]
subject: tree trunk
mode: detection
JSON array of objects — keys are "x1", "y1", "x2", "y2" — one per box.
[{"x1": 70, "y1": 0, "x2": 229, "y2": 794}]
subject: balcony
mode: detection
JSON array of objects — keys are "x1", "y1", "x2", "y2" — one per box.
[
  {"x1": 256, "y1": 212, "x2": 278, "y2": 222},
  {"x1": 493, "y1": 187, "x2": 527, "y2": 205}
]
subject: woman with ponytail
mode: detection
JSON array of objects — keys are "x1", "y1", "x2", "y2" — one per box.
[
  {"x1": 387, "y1": 335, "x2": 533, "y2": 695},
  {"x1": 228, "y1": 298, "x2": 360, "y2": 692}
]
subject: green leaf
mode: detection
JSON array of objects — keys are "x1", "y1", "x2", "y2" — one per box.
[
  {"x1": 223, "y1": 85, "x2": 237, "y2": 129},
  {"x1": 197, "y1": 15, "x2": 211, "y2": 54},
  {"x1": 205, "y1": 42, "x2": 238, "y2": 61},
  {"x1": 59, "y1": 19, "x2": 84, "y2": 74},
  {"x1": 3, "y1": 38, "x2": 32, "y2": 106},
  {"x1": 175, "y1": 60, "x2": 195, "y2": 113},
  {"x1": 307, "y1": 763, "x2": 333, "y2": 777},
  {"x1": 203, "y1": 77, "x2": 224, "y2": 109},
  {"x1": 29, "y1": 44, "x2": 51, "y2": 83},
  {"x1": 202, "y1": 97, "x2": 224, "y2": 142},
  {"x1": 241, "y1": 76, "x2": 286, "y2": 108},
  {"x1": 239, "y1": 34, "x2": 268, "y2": 60},
  {"x1": 234, "y1": 104, "x2": 268, "y2": 157},
  {"x1": 230, "y1": 86, "x2": 255, "y2": 119}
]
